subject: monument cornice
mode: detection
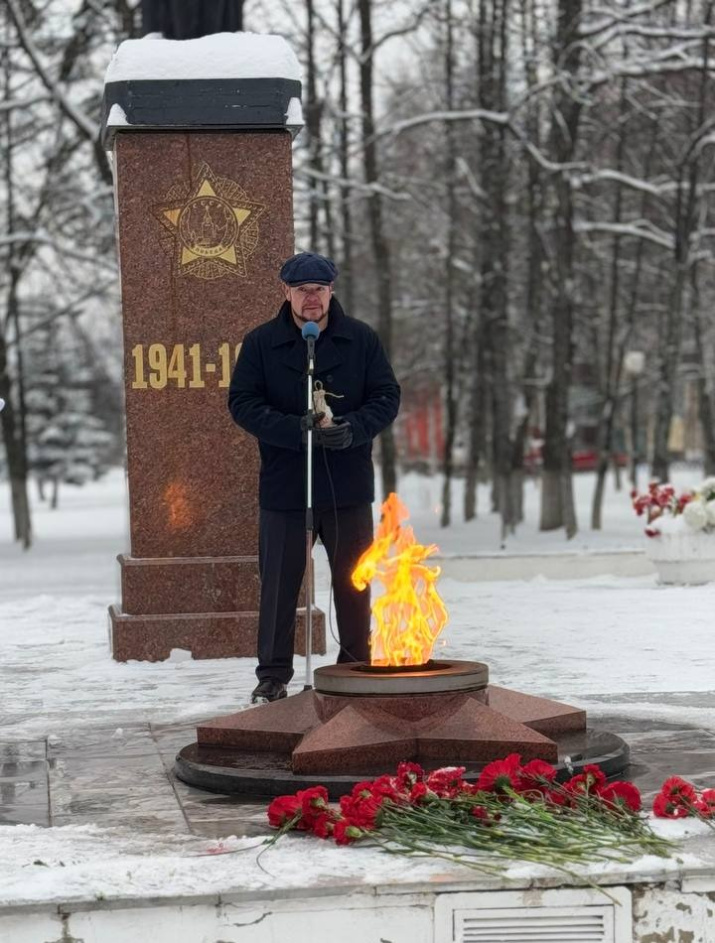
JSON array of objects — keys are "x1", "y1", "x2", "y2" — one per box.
[{"x1": 101, "y1": 77, "x2": 303, "y2": 148}]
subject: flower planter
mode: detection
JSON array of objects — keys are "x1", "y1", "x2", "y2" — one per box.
[{"x1": 646, "y1": 531, "x2": 715, "y2": 585}]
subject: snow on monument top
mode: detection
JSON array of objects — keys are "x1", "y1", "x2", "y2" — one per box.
[{"x1": 105, "y1": 32, "x2": 302, "y2": 85}]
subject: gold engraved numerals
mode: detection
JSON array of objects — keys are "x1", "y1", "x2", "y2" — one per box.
[{"x1": 131, "y1": 342, "x2": 242, "y2": 390}]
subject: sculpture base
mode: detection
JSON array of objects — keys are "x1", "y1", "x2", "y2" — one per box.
[
  {"x1": 109, "y1": 606, "x2": 325, "y2": 662},
  {"x1": 175, "y1": 728, "x2": 629, "y2": 799},
  {"x1": 174, "y1": 664, "x2": 619, "y2": 796}
]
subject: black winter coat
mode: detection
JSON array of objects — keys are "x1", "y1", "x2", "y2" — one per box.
[{"x1": 228, "y1": 298, "x2": 400, "y2": 511}]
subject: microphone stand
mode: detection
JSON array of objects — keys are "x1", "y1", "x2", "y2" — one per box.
[{"x1": 303, "y1": 333, "x2": 316, "y2": 691}]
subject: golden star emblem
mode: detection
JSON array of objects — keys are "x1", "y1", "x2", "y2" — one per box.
[{"x1": 155, "y1": 162, "x2": 266, "y2": 280}]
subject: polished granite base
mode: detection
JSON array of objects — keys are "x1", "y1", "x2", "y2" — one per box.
[
  {"x1": 190, "y1": 675, "x2": 589, "y2": 782},
  {"x1": 175, "y1": 727, "x2": 629, "y2": 799}
]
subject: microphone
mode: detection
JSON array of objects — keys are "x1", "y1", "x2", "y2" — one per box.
[
  {"x1": 301, "y1": 321, "x2": 320, "y2": 369},
  {"x1": 301, "y1": 321, "x2": 320, "y2": 342}
]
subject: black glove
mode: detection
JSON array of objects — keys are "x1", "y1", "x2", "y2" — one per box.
[
  {"x1": 316, "y1": 419, "x2": 353, "y2": 450},
  {"x1": 300, "y1": 412, "x2": 325, "y2": 445}
]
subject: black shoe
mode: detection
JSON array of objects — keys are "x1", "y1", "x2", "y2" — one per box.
[{"x1": 251, "y1": 679, "x2": 288, "y2": 704}]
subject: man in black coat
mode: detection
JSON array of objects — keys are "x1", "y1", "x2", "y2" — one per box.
[{"x1": 228, "y1": 252, "x2": 401, "y2": 702}]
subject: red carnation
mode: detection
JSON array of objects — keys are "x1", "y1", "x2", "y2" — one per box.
[
  {"x1": 697, "y1": 789, "x2": 715, "y2": 818},
  {"x1": 564, "y1": 764, "x2": 607, "y2": 797},
  {"x1": 396, "y1": 761, "x2": 425, "y2": 791},
  {"x1": 370, "y1": 774, "x2": 401, "y2": 801},
  {"x1": 518, "y1": 759, "x2": 557, "y2": 795},
  {"x1": 311, "y1": 812, "x2": 338, "y2": 839},
  {"x1": 267, "y1": 794, "x2": 301, "y2": 829},
  {"x1": 598, "y1": 781, "x2": 642, "y2": 813},
  {"x1": 659, "y1": 776, "x2": 698, "y2": 804},
  {"x1": 426, "y1": 766, "x2": 467, "y2": 798},
  {"x1": 339, "y1": 793, "x2": 385, "y2": 830},
  {"x1": 409, "y1": 782, "x2": 429, "y2": 803},
  {"x1": 299, "y1": 785, "x2": 329, "y2": 811},
  {"x1": 297, "y1": 786, "x2": 329, "y2": 826},
  {"x1": 652, "y1": 793, "x2": 690, "y2": 819},
  {"x1": 351, "y1": 781, "x2": 377, "y2": 799},
  {"x1": 333, "y1": 819, "x2": 364, "y2": 845},
  {"x1": 656, "y1": 486, "x2": 674, "y2": 507},
  {"x1": 476, "y1": 754, "x2": 522, "y2": 793}
]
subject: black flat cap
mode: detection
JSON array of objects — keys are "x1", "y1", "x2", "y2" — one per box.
[{"x1": 280, "y1": 252, "x2": 338, "y2": 286}]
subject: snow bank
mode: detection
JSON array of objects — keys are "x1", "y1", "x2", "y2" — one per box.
[
  {"x1": 105, "y1": 32, "x2": 302, "y2": 85},
  {"x1": 0, "y1": 821, "x2": 709, "y2": 909}
]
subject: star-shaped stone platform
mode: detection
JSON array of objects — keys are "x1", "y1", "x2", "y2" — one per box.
[{"x1": 196, "y1": 684, "x2": 586, "y2": 776}]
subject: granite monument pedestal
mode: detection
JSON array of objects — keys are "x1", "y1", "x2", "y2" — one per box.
[{"x1": 101, "y1": 36, "x2": 325, "y2": 661}]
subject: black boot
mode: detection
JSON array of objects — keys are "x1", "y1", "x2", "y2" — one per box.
[{"x1": 251, "y1": 679, "x2": 288, "y2": 704}]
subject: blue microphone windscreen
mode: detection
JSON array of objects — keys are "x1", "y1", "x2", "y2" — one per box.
[{"x1": 301, "y1": 322, "x2": 320, "y2": 340}]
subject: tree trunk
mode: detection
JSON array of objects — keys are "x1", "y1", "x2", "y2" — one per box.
[
  {"x1": 358, "y1": 0, "x2": 397, "y2": 497},
  {"x1": 464, "y1": 326, "x2": 487, "y2": 521},
  {"x1": 305, "y1": 0, "x2": 320, "y2": 249},
  {"x1": 440, "y1": 0, "x2": 458, "y2": 528},
  {"x1": 475, "y1": 0, "x2": 512, "y2": 537},
  {"x1": 0, "y1": 332, "x2": 31, "y2": 547},
  {"x1": 591, "y1": 67, "x2": 629, "y2": 531},
  {"x1": 511, "y1": 0, "x2": 543, "y2": 524},
  {"x1": 540, "y1": 0, "x2": 582, "y2": 538},
  {"x1": 51, "y1": 477, "x2": 60, "y2": 510},
  {"x1": 1, "y1": 38, "x2": 31, "y2": 548},
  {"x1": 651, "y1": 8, "x2": 711, "y2": 480},
  {"x1": 336, "y1": 0, "x2": 354, "y2": 313},
  {"x1": 691, "y1": 264, "x2": 715, "y2": 475}
]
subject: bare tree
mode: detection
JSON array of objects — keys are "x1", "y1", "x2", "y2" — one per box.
[
  {"x1": 440, "y1": 0, "x2": 459, "y2": 528},
  {"x1": 651, "y1": 2, "x2": 713, "y2": 482},
  {"x1": 358, "y1": 0, "x2": 397, "y2": 497},
  {"x1": 539, "y1": 0, "x2": 583, "y2": 538}
]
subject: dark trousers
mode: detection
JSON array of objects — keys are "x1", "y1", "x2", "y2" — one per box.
[{"x1": 256, "y1": 503, "x2": 374, "y2": 683}]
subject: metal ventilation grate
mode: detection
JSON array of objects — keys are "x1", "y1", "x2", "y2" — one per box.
[
  {"x1": 460, "y1": 906, "x2": 609, "y2": 941},
  {"x1": 435, "y1": 888, "x2": 632, "y2": 943}
]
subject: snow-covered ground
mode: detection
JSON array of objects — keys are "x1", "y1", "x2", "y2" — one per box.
[
  {"x1": 1, "y1": 466, "x2": 714, "y2": 737},
  {"x1": 1, "y1": 467, "x2": 714, "y2": 910},
  {"x1": 0, "y1": 817, "x2": 711, "y2": 910}
]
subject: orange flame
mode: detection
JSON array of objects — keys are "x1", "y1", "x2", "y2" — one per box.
[{"x1": 351, "y1": 493, "x2": 448, "y2": 666}]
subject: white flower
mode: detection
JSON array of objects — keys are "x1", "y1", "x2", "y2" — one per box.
[
  {"x1": 706, "y1": 501, "x2": 715, "y2": 526},
  {"x1": 699, "y1": 478, "x2": 715, "y2": 501},
  {"x1": 683, "y1": 500, "x2": 709, "y2": 531}
]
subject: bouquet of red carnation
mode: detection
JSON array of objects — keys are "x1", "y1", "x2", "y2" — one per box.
[
  {"x1": 652, "y1": 776, "x2": 715, "y2": 823},
  {"x1": 631, "y1": 482, "x2": 695, "y2": 536},
  {"x1": 265, "y1": 756, "x2": 672, "y2": 875}
]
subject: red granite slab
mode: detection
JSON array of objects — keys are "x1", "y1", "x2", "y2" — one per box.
[
  {"x1": 109, "y1": 605, "x2": 325, "y2": 662},
  {"x1": 415, "y1": 698, "x2": 558, "y2": 764},
  {"x1": 292, "y1": 705, "x2": 417, "y2": 775},
  {"x1": 115, "y1": 132, "x2": 294, "y2": 560},
  {"x1": 110, "y1": 131, "x2": 304, "y2": 661},
  {"x1": 119, "y1": 554, "x2": 260, "y2": 615},
  {"x1": 185, "y1": 680, "x2": 585, "y2": 779},
  {"x1": 198, "y1": 691, "x2": 320, "y2": 751},
  {"x1": 485, "y1": 685, "x2": 586, "y2": 736},
  {"x1": 312, "y1": 690, "x2": 476, "y2": 724}
]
